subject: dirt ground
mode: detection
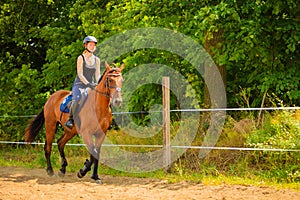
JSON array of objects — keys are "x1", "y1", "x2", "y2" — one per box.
[{"x1": 0, "y1": 167, "x2": 299, "y2": 200}]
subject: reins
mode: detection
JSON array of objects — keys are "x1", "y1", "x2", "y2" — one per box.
[{"x1": 92, "y1": 87, "x2": 110, "y2": 98}]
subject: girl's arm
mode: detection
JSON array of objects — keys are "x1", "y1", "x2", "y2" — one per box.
[{"x1": 95, "y1": 57, "x2": 101, "y2": 83}]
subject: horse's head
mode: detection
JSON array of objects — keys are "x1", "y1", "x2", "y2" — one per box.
[{"x1": 103, "y1": 61, "x2": 124, "y2": 107}]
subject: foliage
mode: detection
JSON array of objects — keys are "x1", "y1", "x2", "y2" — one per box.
[
  {"x1": 1, "y1": 0, "x2": 299, "y2": 128},
  {"x1": 0, "y1": 0, "x2": 299, "y2": 184},
  {"x1": 245, "y1": 111, "x2": 300, "y2": 182},
  {"x1": 197, "y1": 0, "x2": 300, "y2": 107},
  {"x1": 246, "y1": 110, "x2": 300, "y2": 149}
]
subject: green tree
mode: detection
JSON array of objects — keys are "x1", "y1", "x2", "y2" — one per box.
[
  {"x1": 0, "y1": 0, "x2": 77, "y2": 140},
  {"x1": 197, "y1": 0, "x2": 300, "y2": 108},
  {"x1": 1, "y1": 0, "x2": 299, "y2": 141}
]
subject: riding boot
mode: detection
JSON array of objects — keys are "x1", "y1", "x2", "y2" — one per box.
[{"x1": 65, "y1": 100, "x2": 76, "y2": 129}]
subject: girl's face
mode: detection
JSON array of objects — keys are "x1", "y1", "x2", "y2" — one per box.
[{"x1": 85, "y1": 42, "x2": 96, "y2": 52}]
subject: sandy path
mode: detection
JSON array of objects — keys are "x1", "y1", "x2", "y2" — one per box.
[{"x1": 0, "y1": 167, "x2": 299, "y2": 200}]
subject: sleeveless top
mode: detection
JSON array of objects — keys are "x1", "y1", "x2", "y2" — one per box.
[{"x1": 74, "y1": 54, "x2": 97, "y2": 85}]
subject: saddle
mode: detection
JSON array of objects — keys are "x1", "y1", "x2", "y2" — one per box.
[
  {"x1": 60, "y1": 94, "x2": 72, "y2": 113},
  {"x1": 60, "y1": 89, "x2": 90, "y2": 113}
]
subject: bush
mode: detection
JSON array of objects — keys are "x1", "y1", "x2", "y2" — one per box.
[
  {"x1": 246, "y1": 110, "x2": 300, "y2": 149},
  {"x1": 245, "y1": 110, "x2": 300, "y2": 182}
]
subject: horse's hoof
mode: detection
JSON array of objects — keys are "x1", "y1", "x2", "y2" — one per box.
[
  {"x1": 77, "y1": 171, "x2": 84, "y2": 178},
  {"x1": 58, "y1": 170, "x2": 65, "y2": 177},
  {"x1": 47, "y1": 170, "x2": 55, "y2": 177},
  {"x1": 91, "y1": 175, "x2": 102, "y2": 184},
  {"x1": 95, "y1": 179, "x2": 102, "y2": 184}
]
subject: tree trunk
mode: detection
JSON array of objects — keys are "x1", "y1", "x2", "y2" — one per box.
[
  {"x1": 202, "y1": 30, "x2": 226, "y2": 129},
  {"x1": 203, "y1": 30, "x2": 226, "y2": 108}
]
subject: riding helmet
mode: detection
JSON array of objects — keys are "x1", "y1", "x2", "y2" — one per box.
[{"x1": 83, "y1": 36, "x2": 98, "y2": 44}]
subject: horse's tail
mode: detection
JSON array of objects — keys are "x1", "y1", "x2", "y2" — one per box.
[{"x1": 24, "y1": 109, "x2": 45, "y2": 142}]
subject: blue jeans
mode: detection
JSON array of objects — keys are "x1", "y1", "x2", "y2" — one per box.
[{"x1": 72, "y1": 83, "x2": 86, "y2": 101}]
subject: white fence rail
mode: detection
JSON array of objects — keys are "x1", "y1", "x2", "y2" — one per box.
[
  {"x1": 0, "y1": 141, "x2": 299, "y2": 153},
  {"x1": 1, "y1": 77, "x2": 300, "y2": 169},
  {"x1": 0, "y1": 108, "x2": 299, "y2": 154},
  {"x1": 1, "y1": 106, "x2": 299, "y2": 118}
]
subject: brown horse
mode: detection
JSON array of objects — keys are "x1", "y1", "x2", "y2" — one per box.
[{"x1": 24, "y1": 62, "x2": 124, "y2": 184}]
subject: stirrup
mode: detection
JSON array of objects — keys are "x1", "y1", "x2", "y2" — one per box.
[{"x1": 65, "y1": 119, "x2": 74, "y2": 129}]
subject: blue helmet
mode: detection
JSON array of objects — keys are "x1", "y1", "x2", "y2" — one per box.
[{"x1": 83, "y1": 36, "x2": 97, "y2": 44}]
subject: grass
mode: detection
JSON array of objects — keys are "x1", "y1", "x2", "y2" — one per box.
[
  {"x1": 0, "y1": 144, "x2": 299, "y2": 191},
  {"x1": 1, "y1": 110, "x2": 299, "y2": 191}
]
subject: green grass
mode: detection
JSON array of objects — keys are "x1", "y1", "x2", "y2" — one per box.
[
  {"x1": 1, "y1": 111, "x2": 299, "y2": 191},
  {"x1": 0, "y1": 144, "x2": 299, "y2": 191}
]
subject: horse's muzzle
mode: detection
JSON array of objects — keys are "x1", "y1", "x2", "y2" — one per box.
[{"x1": 112, "y1": 98, "x2": 122, "y2": 107}]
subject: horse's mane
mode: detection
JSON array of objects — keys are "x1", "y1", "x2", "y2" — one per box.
[{"x1": 98, "y1": 69, "x2": 107, "y2": 84}]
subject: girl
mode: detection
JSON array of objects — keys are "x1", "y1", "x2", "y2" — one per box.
[{"x1": 65, "y1": 36, "x2": 101, "y2": 129}]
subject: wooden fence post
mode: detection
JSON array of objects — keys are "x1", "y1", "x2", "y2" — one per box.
[{"x1": 162, "y1": 76, "x2": 171, "y2": 172}]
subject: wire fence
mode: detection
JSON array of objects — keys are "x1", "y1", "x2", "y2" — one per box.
[
  {"x1": 1, "y1": 107, "x2": 300, "y2": 152},
  {"x1": 1, "y1": 106, "x2": 300, "y2": 117},
  {"x1": 0, "y1": 141, "x2": 300, "y2": 152}
]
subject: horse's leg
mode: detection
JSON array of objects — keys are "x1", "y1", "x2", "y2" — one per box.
[
  {"x1": 77, "y1": 156, "x2": 93, "y2": 178},
  {"x1": 44, "y1": 122, "x2": 57, "y2": 176},
  {"x1": 90, "y1": 151, "x2": 101, "y2": 182},
  {"x1": 90, "y1": 132, "x2": 106, "y2": 184},
  {"x1": 77, "y1": 132, "x2": 94, "y2": 178},
  {"x1": 57, "y1": 130, "x2": 76, "y2": 177}
]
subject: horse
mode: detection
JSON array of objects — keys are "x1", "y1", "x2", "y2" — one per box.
[{"x1": 24, "y1": 61, "x2": 124, "y2": 184}]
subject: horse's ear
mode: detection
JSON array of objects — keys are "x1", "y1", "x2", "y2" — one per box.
[
  {"x1": 104, "y1": 61, "x2": 111, "y2": 70},
  {"x1": 119, "y1": 63, "x2": 125, "y2": 71}
]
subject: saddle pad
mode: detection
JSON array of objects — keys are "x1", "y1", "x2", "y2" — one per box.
[{"x1": 60, "y1": 94, "x2": 72, "y2": 113}]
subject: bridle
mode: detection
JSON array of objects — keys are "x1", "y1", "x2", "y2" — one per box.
[{"x1": 92, "y1": 68, "x2": 123, "y2": 99}]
